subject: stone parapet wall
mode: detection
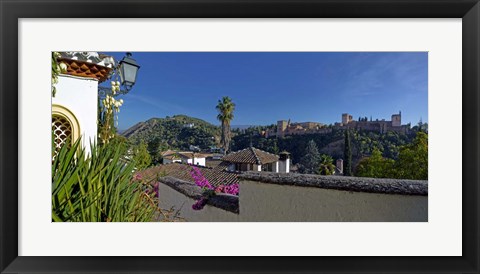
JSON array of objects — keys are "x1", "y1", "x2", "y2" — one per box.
[
  {"x1": 157, "y1": 172, "x2": 428, "y2": 222},
  {"x1": 238, "y1": 172, "x2": 427, "y2": 196}
]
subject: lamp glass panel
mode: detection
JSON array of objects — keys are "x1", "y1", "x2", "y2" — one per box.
[{"x1": 123, "y1": 64, "x2": 138, "y2": 84}]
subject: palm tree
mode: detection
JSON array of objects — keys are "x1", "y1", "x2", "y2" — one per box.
[
  {"x1": 318, "y1": 154, "x2": 335, "y2": 175},
  {"x1": 216, "y1": 96, "x2": 235, "y2": 154}
]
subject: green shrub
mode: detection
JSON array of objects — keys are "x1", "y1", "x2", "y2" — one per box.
[{"x1": 52, "y1": 138, "x2": 159, "y2": 222}]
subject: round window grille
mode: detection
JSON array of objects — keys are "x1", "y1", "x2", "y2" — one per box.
[{"x1": 52, "y1": 115, "x2": 72, "y2": 157}]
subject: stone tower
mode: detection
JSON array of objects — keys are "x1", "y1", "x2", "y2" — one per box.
[
  {"x1": 391, "y1": 111, "x2": 401, "y2": 127},
  {"x1": 342, "y1": 113, "x2": 353, "y2": 125},
  {"x1": 277, "y1": 120, "x2": 288, "y2": 138}
]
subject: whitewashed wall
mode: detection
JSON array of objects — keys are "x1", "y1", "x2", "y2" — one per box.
[
  {"x1": 278, "y1": 159, "x2": 290, "y2": 173},
  {"x1": 186, "y1": 157, "x2": 206, "y2": 167},
  {"x1": 163, "y1": 158, "x2": 182, "y2": 165},
  {"x1": 239, "y1": 180, "x2": 427, "y2": 222},
  {"x1": 52, "y1": 74, "x2": 98, "y2": 154}
]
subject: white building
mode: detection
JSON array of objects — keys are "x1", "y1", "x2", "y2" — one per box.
[
  {"x1": 52, "y1": 52, "x2": 115, "y2": 154},
  {"x1": 162, "y1": 150, "x2": 207, "y2": 166}
]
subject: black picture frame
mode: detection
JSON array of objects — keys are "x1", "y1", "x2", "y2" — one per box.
[{"x1": 1, "y1": 0, "x2": 478, "y2": 273}]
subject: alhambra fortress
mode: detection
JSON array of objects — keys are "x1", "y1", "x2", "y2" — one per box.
[{"x1": 264, "y1": 112, "x2": 410, "y2": 138}]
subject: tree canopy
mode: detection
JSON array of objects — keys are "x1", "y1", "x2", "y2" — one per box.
[
  {"x1": 355, "y1": 132, "x2": 428, "y2": 180},
  {"x1": 132, "y1": 140, "x2": 152, "y2": 170},
  {"x1": 355, "y1": 148, "x2": 395, "y2": 178},
  {"x1": 300, "y1": 140, "x2": 321, "y2": 174}
]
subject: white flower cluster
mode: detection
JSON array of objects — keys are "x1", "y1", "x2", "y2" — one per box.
[
  {"x1": 99, "y1": 80, "x2": 126, "y2": 144},
  {"x1": 111, "y1": 81, "x2": 121, "y2": 95},
  {"x1": 102, "y1": 81, "x2": 124, "y2": 113},
  {"x1": 59, "y1": 62, "x2": 68, "y2": 72}
]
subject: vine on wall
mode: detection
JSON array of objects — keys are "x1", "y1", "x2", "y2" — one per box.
[{"x1": 51, "y1": 52, "x2": 67, "y2": 97}]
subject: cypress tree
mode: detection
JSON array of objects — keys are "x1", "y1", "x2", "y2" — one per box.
[
  {"x1": 147, "y1": 137, "x2": 161, "y2": 165},
  {"x1": 300, "y1": 140, "x2": 321, "y2": 174},
  {"x1": 344, "y1": 130, "x2": 352, "y2": 176}
]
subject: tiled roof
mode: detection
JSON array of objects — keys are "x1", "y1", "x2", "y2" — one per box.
[
  {"x1": 206, "y1": 160, "x2": 230, "y2": 171},
  {"x1": 221, "y1": 147, "x2": 279, "y2": 165},
  {"x1": 161, "y1": 150, "x2": 176, "y2": 156},
  {"x1": 163, "y1": 154, "x2": 181, "y2": 160},
  {"x1": 139, "y1": 163, "x2": 238, "y2": 187},
  {"x1": 205, "y1": 159, "x2": 223, "y2": 169},
  {"x1": 58, "y1": 52, "x2": 115, "y2": 82}
]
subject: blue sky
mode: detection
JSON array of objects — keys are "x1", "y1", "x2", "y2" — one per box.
[{"x1": 103, "y1": 52, "x2": 428, "y2": 130}]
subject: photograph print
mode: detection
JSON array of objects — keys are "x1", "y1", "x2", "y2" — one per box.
[{"x1": 51, "y1": 51, "x2": 428, "y2": 222}]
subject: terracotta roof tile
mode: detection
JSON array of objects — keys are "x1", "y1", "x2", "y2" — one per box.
[
  {"x1": 140, "y1": 163, "x2": 238, "y2": 187},
  {"x1": 58, "y1": 58, "x2": 112, "y2": 82},
  {"x1": 221, "y1": 147, "x2": 279, "y2": 165}
]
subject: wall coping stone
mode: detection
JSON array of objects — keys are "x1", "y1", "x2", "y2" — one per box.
[
  {"x1": 158, "y1": 176, "x2": 239, "y2": 213},
  {"x1": 238, "y1": 172, "x2": 428, "y2": 196}
]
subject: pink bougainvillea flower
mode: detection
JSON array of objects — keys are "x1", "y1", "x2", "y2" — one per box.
[
  {"x1": 192, "y1": 197, "x2": 208, "y2": 210},
  {"x1": 189, "y1": 166, "x2": 239, "y2": 211},
  {"x1": 153, "y1": 182, "x2": 159, "y2": 198}
]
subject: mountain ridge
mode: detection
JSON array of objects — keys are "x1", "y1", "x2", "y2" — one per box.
[{"x1": 122, "y1": 115, "x2": 220, "y2": 150}]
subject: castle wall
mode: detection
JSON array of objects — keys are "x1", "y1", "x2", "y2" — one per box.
[{"x1": 273, "y1": 113, "x2": 409, "y2": 138}]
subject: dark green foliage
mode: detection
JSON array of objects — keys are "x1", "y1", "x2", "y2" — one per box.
[
  {"x1": 354, "y1": 132, "x2": 428, "y2": 180},
  {"x1": 393, "y1": 132, "x2": 428, "y2": 180},
  {"x1": 272, "y1": 138, "x2": 279, "y2": 155},
  {"x1": 147, "y1": 137, "x2": 168, "y2": 165},
  {"x1": 132, "y1": 140, "x2": 152, "y2": 170},
  {"x1": 355, "y1": 148, "x2": 395, "y2": 178},
  {"x1": 344, "y1": 130, "x2": 352, "y2": 176},
  {"x1": 299, "y1": 140, "x2": 321, "y2": 174},
  {"x1": 352, "y1": 130, "x2": 410, "y2": 160}
]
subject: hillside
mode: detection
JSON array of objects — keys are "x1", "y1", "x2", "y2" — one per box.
[
  {"x1": 231, "y1": 128, "x2": 418, "y2": 165},
  {"x1": 123, "y1": 115, "x2": 220, "y2": 150}
]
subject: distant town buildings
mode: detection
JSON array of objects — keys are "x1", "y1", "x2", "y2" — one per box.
[
  {"x1": 161, "y1": 147, "x2": 290, "y2": 174},
  {"x1": 264, "y1": 111, "x2": 410, "y2": 138},
  {"x1": 162, "y1": 150, "x2": 207, "y2": 166}
]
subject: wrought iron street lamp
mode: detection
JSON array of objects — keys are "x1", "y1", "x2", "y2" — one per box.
[
  {"x1": 98, "y1": 52, "x2": 140, "y2": 97},
  {"x1": 118, "y1": 52, "x2": 140, "y2": 92}
]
